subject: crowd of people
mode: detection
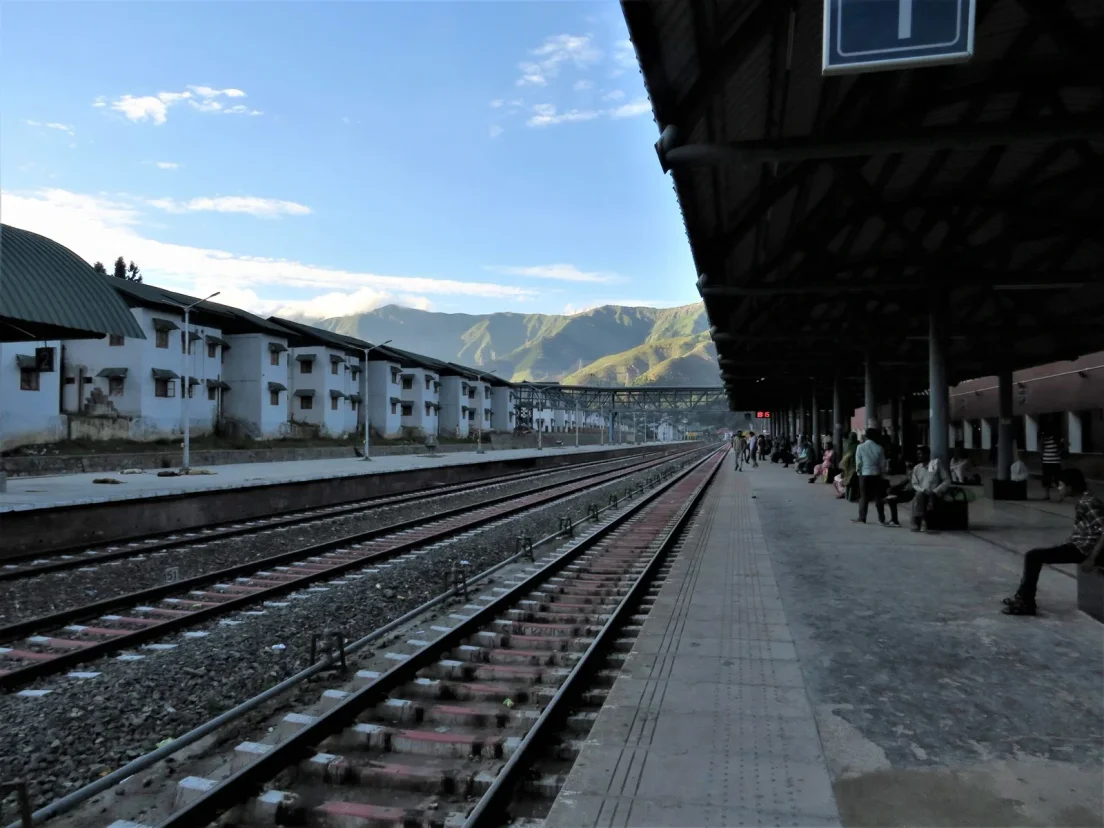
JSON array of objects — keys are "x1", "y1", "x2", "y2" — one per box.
[{"x1": 729, "y1": 424, "x2": 1104, "y2": 618}]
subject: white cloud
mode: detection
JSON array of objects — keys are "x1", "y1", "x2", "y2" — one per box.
[
  {"x1": 92, "y1": 96, "x2": 107, "y2": 108},
  {"x1": 487, "y1": 264, "x2": 621, "y2": 284},
  {"x1": 26, "y1": 120, "x2": 75, "y2": 136},
  {"x1": 609, "y1": 98, "x2": 652, "y2": 119},
  {"x1": 489, "y1": 99, "x2": 504, "y2": 108},
  {"x1": 602, "y1": 89, "x2": 625, "y2": 101},
  {"x1": 516, "y1": 33, "x2": 601, "y2": 86},
  {"x1": 188, "y1": 85, "x2": 246, "y2": 98},
  {"x1": 154, "y1": 161, "x2": 180, "y2": 170},
  {"x1": 1, "y1": 188, "x2": 538, "y2": 317},
  {"x1": 147, "y1": 196, "x2": 312, "y2": 218},
  {"x1": 610, "y1": 39, "x2": 637, "y2": 76},
  {"x1": 488, "y1": 125, "x2": 503, "y2": 138},
  {"x1": 573, "y1": 80, "x2": 593, "y2": 91},
  {"x1": 526, "y1": 103, "x2": 601, "y2": 128},
  {"x1": 563, "y1": 298, "x2": 681, "y2": 315},
  {"x1": 102, "y1": 86, "x2": 255, "y2": 124},
  {"x1": 269, "y1": 289, "x2": 434, "y2": 322}
]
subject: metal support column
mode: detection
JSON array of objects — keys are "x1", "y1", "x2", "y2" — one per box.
[
  {"x1": 864, "y1": 351, "x2": 877, "y2": 432},
  {"x1": 997, "y1": 368, "x2": 1014, "y2": 481},
  {"x1": 889, "y1": 393, "x2": 900, "y2": 447},
  {"x1": 812, "y1": 389, "x2": 821, "y2": 450},
  {"x1": 929, "y1": 293, "x2": 950, "y2": 468},
  {"x1": 832, "y1": 373, "x2": 843, "y2": 454}
]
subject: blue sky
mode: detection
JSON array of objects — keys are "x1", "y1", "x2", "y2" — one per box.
[{"x1": 1, "y1": 2, "x2": 699, "y2": 321}]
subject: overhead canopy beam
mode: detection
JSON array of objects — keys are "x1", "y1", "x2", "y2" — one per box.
[
  {"x1": 699, "y1": 274, "x2": 1095, "y2": 297},
  {"x1": 657, "y1": 114, "x2": 1104, "y2": 169}
]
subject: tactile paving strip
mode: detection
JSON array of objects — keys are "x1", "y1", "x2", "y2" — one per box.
[{"x1": 546, "y1": 461, "x2": 842, "y2": 828}]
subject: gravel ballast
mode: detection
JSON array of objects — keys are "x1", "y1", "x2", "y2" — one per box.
[
  {"x1": 0, "y1": 454, "x2": 660, "y2": 627},
  {"x1": 0, "y1": 449, "x2": 703, "y2": 813}
]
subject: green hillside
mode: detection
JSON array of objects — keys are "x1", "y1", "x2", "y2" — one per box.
[{"x1": 316, "y1": 302, "x2": 719, "y2": 386}]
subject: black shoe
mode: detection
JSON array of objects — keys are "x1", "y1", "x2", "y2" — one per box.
[{"x1": 1001, "y1": 596, "x2": 1037, "y2": 616}]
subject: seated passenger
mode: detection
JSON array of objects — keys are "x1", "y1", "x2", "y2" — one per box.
[
  {"x1": 1002, "y1": 469, "x2": 1104, "y2": 616},
  {"x1": 834, "y1": 433, "x2": 859, "y2": 499},
  {"x1": 950, "y1": 448, "x2": 982, "y2": 485},
  {"x1": 810, "y1": 447, "x2": 835, "y2": 483},
  {"x1": 885, "y1": 447, "x2": 949, "y2": 531}
]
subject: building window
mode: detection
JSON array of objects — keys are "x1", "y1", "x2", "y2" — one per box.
[
  {"x1": 109, "y1": 335, "x2": 124, "y2": 347},
  {"x1": 270, "y1": 350, "x2": 280, "y2": 366},
  {"x1": 331, "y1": 361, "x2": 339, "y2": 376},
  {"x1": 207, "y1": 343, "x2": 218, "y2": 359},
  {"x1": 401, "y1": 403, "x2": 413, "y2": 417},
  {"x1": 468, "y1": 410, "x2": 474, "y2": 421},
  {"x1": 83, "y1": 376, "x2": 92, "y2": 385},
  {"x1": 205, "y1": 386, "x2": 216, "y2": 401},
  {"x1": 402, "y1": 377, "x2": 412, "y2": 390},
  {"x1": 350, "y1": 400, "x2": 358, "y2": 412},
  {"x1": 109, "y1": 377, "x2": 125, "y2": 396},
  {"x1": 187, "y1": 384, "x2": 195, "y2": 398},
  {"x1": 300, "y1": 360, "x2": 313, "y2": 374},
  {"x1": 19, "y1": 369, "x2": 40, "y2": 391},
  {"x1": 330, "y1": 395, "x2": 339, "y2": 411},
  {"x1": 300, "y1": 396, "x2": 313, "y2": 410},
  {"x1": 270, "y1": 390, "x2": 280, "y2": 406},
  {"x1": 64, "y1": 376, "x2": 75, "y2": 385},
  {"x1": 155, "y1": 379, "x2": 176, "y2": 397},
  {"x1": 425, "y1": 376, "x2": 431, "y2": 390},
  {"x1": 155, "y1": 330, "x2": 169, "y2": 349},
  {"x1": 390, "y1": 401, "x2": 397, "y2": 415},
  {"x1": 187, "y1": 339, "x2": 195, "y2": 355}
]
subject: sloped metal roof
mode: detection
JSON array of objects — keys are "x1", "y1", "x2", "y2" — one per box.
[
  {"x1": 623, "y1": 0, "x2": 1104, "y2": 409},
  {"x1": 0, "y1": 224, "x2": 146, "y2": 341},
  {"x1": 110, "y1": 279, "x2": 289, "y2": 337}
]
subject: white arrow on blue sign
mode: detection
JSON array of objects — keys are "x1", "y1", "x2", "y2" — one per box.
[{"x1": 823, "y1": 0, "x2": 976, "y2": 75}]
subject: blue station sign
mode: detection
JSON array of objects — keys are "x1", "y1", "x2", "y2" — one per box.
[{"x1": 823, "y1": 0, "x2": 976, "y2": 75}]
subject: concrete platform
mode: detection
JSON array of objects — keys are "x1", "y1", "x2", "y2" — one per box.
[
  {"x1": 0, "y1": 442, "x2": 667, "y2": 513},
  {"x1": 547, "y1": 460, "x2": 1103, "y2": 828}
]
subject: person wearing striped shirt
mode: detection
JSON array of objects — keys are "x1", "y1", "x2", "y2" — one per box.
[
  {"x1": 1040, "y1": 430, "x2": 1063, "y2": 500},
  {"x1": 1003, "y1": 468, "x2": 1104, "y2": 616}
]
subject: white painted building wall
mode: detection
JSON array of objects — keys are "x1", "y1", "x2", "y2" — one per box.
[
  {"x1": 491, "y1": 387, "x2": 515, "y2": 433},
  {"x1": 439, "y1": 376, "x2": 469, "y2": 438},
  {"x1": 287, "y1": 346, "x2": 355, "y2": 436},
  {"x1": 222, "y1": 334, "x2": 290, "y2": 437},
  {"x1": 345, "y1": 359, "x2": 365, "y2": 436},
  {"x1": 365, "y1": 360, "x2": 403, "y2": 438},
  {"x1": 1, "y1": 341, "x2": 64, "y2": 449},
  {"x1": 63, "y1": 307, "x2": 212, "y2": 440},
  {"x1": 399, "y1": 368, "x2": 439, "y2": 437}
]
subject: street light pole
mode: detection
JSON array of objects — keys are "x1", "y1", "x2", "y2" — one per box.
[
  {"x1": 362, "y1": 339, "x2": 392, "y2": 461},
  {"x1": 575, "y1": 401, "x2": 580, "y2": 448},
  {"x1": 180, "y1": 291, "x2": 220, "y2": 472}
]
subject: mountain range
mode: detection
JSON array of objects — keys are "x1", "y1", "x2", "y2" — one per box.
[{"x1": 317, "y1": 303, "x2": 719, "y2": 386}]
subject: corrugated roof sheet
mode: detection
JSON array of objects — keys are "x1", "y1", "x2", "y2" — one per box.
[{"x1": 0, "y1": 224, "x2": 146, "y2": 340}]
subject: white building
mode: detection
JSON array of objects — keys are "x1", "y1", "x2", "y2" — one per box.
[
  {"x1": 1, "y1": 341, "x2": 65, "y2": 449},
  {"x1": 269, "y1": 317, "x2": 367, "y2": 439},
  {"x1": 388, "y1": 346, "x2": 441, "y2": 439},
  {"x1": 221, "y1": 333, "x2": 292, "y2": 438},
  {"x1": 490, "y1": 384, "x2": 516, "y2": 433}
]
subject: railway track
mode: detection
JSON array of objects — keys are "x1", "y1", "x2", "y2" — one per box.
[
  {"x1": 0, "y1": 447, "x2": 703, "y2": 691},
  {"x1": 0, "y1": 451, "x2": 662, "y2": 581},
  {"x1": 125, "y1": 447, "x2": 725, "y2": 828}
]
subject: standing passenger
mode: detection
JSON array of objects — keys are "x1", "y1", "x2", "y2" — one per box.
[
  {"x1": 748, "y1": 432, "x2": 759, "y2": 467},
  {"x1": 1040, "y1": 430, "x2": 1063, "y2": 501},
  {"x1": 851, "y1": 429, "x2": 888, "y2": 525},
  {"x1": 733, "y1": 432, "x2": 747, "y2": 471}
]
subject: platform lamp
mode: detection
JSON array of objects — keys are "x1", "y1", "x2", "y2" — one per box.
[
  {"x1": 362, "y1": 339, "x2": 393, "y2": 461},
  {"x1": 473, "y1": 369, "x2": 497, "y2": 453},
  {"x1": 175, "y1": 291, "x2": 220, "y2": 472}
]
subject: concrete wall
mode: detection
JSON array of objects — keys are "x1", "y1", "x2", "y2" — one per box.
[
  {"x1": 0, "y1": 341, "x2": 65, "y2": 449},
  {"x1": 366, "y1": 360, "x2": 403, "y2": 438},
  {"x1": 491, "y1": 386, "x2": 515, "y2": 433},
  {"x1": 223, "y1": 334, "x2": 290, "y2": 437},
  {"x1": 399, "y1": 367, "x2": 438, "y2": 437},
  {"x1": 439, "y1": 376, "x2": 469, "y2": 438},
  {"x1": 287, "y1": 346, "x2": 357, "y2": 436}
]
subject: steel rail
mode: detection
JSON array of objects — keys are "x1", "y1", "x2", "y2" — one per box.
[
  {"x1": 0, "y1": 450, "x2": 660, "y2": 580},
  {"x1": 0, "y1": 447, "x2": 700, "y2": 690},
  {"x1": 2, "y1": 450, "x2": 714, "y2": 828},
  {"x1": 153, "y1": 447, "x2": 725, "y2": 828}
]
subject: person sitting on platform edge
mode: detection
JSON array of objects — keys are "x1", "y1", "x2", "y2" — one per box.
[
  {"x1": 851, "y1": 428, "x2": 888, "y2": 525},
  {"x1": 950, "y1": 447, "x2": 982, "y2": 485},
  {"x1": 1002, "y1": 469, "x2": 1104, "y2": 616}
]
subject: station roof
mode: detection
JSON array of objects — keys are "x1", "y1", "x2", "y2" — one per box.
[
  {"x1": 109, "y1": 278, "x2": 289, "y2": 338},
  {"x1": 623, "y1": 0, "x2": 1104, "y2": 408},
  {"x1": 0, "y1": 224, "x2": 146, "y2": 342},
  {"x1": 266, "y1": 316, "x2": 372, "y2": 357}
]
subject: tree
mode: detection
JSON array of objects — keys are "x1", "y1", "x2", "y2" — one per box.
[
  {"x1": 108, "y1": 256, "x2": 142, "y2": 282},
  {"x1": 92, "y1": 261, "x2": 107, "y2": 276}
]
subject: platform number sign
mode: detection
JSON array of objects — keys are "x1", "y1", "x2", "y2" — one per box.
[
  {"x1": 757, "y1": 411, "x2": 771, "y2": 419},
  {"x1": 823, "y1": 0, "x2": 976, "y2": 75}
]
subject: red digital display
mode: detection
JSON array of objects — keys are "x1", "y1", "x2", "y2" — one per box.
[{"x1": 756, "y1": 411, "x2": 771, "y2": 418}]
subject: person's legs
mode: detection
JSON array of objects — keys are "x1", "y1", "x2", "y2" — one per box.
[
  {"x1": 886, "y1": 497, "x2": 899, "y2": 524},
  {"x1": 856, "y1": 476, "x2": 870, "y2": 522},
  {"x1": 1003, "y1": 543, "x2": 1084, "y2": 613},
  {"x1": 874, "y1": 475, "x2": 887, "y2": 523},
  {"x1": 911, "y1": 491, "x2": 929, "y2": 530}
]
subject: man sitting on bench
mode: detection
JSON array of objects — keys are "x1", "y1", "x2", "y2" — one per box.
[{"x1": 1002, "y1": 469, "x2": 1104, "y2": 616}]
